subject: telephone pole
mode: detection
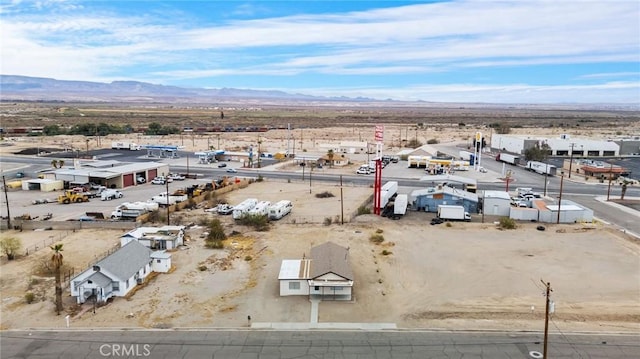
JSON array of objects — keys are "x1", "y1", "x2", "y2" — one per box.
[
  {"x1": 2, "y1": 176, "x2": 10, "y2": 229},
  {"x1": 541, "y1": 280, "x2": 553, "y2": 359}
]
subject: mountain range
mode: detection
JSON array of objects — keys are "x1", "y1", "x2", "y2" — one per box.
[{"x1": 0, "y1": 75, "x2": 376, "y2": 105}]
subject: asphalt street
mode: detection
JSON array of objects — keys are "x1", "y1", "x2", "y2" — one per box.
[{"x1": 1, "y1": 329, "x2": 639, "y2": 359}]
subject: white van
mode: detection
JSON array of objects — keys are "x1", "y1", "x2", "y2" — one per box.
[{"x1": 101, "y1": 189, "x2": 123, "y2": 201}]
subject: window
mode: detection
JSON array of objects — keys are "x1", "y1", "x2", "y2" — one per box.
[
  {"x1": 112, "y1": 282, "x2": 119, "y2": 290},
  {"x1": 125, "y1": 279, "x2": 129, "y2": 289},
  {"x1": 288, "y1": 282, "x2": 300, "y2": 290},
  {"x1": 333, "y1": 287, "x2": 343, "y2": 291},
  {"x1": 157, "y1": 259, "x2": 161, "y2": 263}
]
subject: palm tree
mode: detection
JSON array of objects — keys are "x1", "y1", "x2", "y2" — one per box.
[
  {"x1": 58, "y1": 160, "x2": 65, "y2": 168},
  {"x1": 327, "y1": 149, "x2": 335, "y2": 168},
  {"x1": 50, "y1": 243, "x2": 64, "y2": 315},
  {"x1": 621, "y1": 181, "x2": 629, "y2": 200},
  {"x1": 51, "y1": 159, "x2": 58, "y2": 169}
]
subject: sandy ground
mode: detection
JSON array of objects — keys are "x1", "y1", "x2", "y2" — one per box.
[
  {"x1": 1, "y1": 126, "x2": 639, "y2": 332},
  {"x1": 1, "y1": 183, "x2": 638, "y2": 332}
]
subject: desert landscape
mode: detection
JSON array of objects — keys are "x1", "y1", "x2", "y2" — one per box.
[{"x1": 1, "y1": 103, "x2": 639, "y2": 334}]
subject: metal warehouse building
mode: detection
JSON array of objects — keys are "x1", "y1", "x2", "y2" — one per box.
[
  {"x1": 410, "y1": 185, "x2": 479, "y2": 214},
  {"x1": 491, "y1": 135, "x2": 620, "y2": 157},
  {"x1": 44, "y1": 159, "x2": 168, "y2": 189}
]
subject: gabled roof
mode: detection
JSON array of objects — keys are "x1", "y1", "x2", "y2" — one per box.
[
  {"x1": 310, "y1": 242, "x2": 353, "y2": 280},
  {"x1": 95, "y1": 241, "x2": 152, "y2": 281},
  {"x1": 86, "y1": 271, "x2": 112, "y2": 287}
]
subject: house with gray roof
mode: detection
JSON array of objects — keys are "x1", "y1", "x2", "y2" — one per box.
[
  {"x1": 70, "y1": 241, "x2": 156, "y2": 304},
  {"x1": 278, "y1": 242, "x2": 354, "y2": 300}
]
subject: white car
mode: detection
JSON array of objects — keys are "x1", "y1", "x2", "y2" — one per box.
[
  {"x1": 101, "y1": 190, "x2": 123, "y2": 201},
  {"x1": 136, "y1": 176, "x2": 146, "y2": 184},
  {"x1": 226, "y1": 168, "x2": 237, "y2": 173},
  {"x1": 168, "y1": 173, "x2": 185, "y2": 181},
  {"x1": 151, "y1": 176, "x2": 171, "y2": 185}
]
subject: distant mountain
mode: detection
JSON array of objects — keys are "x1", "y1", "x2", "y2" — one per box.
[{"x1": 0, "y1": 75, "x2": 372, "y2": 104}]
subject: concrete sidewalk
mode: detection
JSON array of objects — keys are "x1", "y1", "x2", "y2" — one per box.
[{"x1": 251, "y1": 322, "x2": 397, "y2": 330}]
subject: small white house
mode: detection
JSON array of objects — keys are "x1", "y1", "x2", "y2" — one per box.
[
  {"x1": 120, "y1": 225, "x2": 185, "y2": 250},
  {"x1": 151, "y1": 251, "x2": 172, "y2": 273},
  {"x1": 278, "y1": 242, "x2": 354, "y2": 301},
  {"x1": 70, "y1": 241, "x2": 153, "y2": 304}
]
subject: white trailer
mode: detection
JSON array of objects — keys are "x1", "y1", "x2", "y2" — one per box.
[
  {"x1": 110, "y1": 201, "x2": 159, "y2": 219},
  {"x1": 111, "y1": 141, "x2": 142, "y2": 150},
  {"x1": 379, "y1": 181, "x2": 398, "y2": 209},
  {"x1": 392, "y1": 194, "x2": 408, "y2": 219},
  {"x1": 459, "y1": 150, "x2": 473, "y2": 161},
  {"x1": 232, "y1": 198, "x2": 258, "y2": 219},
  {"x1": 249, "y1": 201, "x2": 271, "y2": 216},
  {"x1": 496, "y1": 153, "x2": 519, "y2": 165},
  {"x1": 151, "y1": 192, "x2": 188, "y2": 206},
  {"x1": 437, "y1": 205, "x2": 471, "y2": 221},
  {"x1": 526, "y1": 161, "x2": 557, "y2": 176},
  {"x1": 268, "y1": 200, "x2": 293, "y2": 220}
]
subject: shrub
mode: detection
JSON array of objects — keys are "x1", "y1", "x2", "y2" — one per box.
[
  {"x1": 207, "y1": 219, "x2": 227, "y2": 241},
  {"x1": 375, "y1": 228, "x2": 383, "y2": 234},
  {"x1": 498, "y1": 217, "x2": 517, "y2": 229},
  {"x1": 256, "y1": 175, "x2": 264, "y2": 182},
  {"x1": 244, "y1": 255, "x2": 253, "y2": 261},
  {"x1": 198, "y1": 217, "x2": 211, "y2": 227},
  {"x1": 357, "y1": 206, "x2": 371, "y2": 215},
  {"x1": 315, "y1": 191, "x2": 335, "y2": 198},
  {"x1": 445, "y1": 222, "x2": 452, "y2": 227},
  {"x1": 426, "y1": 138, "x2": 439, "y2": 144},
  {"x1": 0, "y1": 236, "x2": 21, "y2": 260},
  {"x1": 198, "y1": 264, "x2": 207, "y2": 271},
  {"x1": 381, "y1": 250, "x2": 392, "y2": 256},
  {"x1": 237, "y1": 214, "x2": 270, "y2": 232},
  {"x1": 184, "y1": 198, "x2": 197, "y2": 209},
  {"x1": 204, "y1": 239, "x2": 224, "y2": 249},
  {"x1": 370, "y1": 234, "x2": 384, "y2": 244},
  {"x1": 324, "y1": 217, "x2": 332, "y2": 226},
  {"x1": 24, "y1": 292, "x2": 35, "y2": 304}
]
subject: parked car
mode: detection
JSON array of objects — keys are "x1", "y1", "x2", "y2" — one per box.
[
  {"x1": 168, "y1": 173, "x2": 185, "y2": 181},
  {"x1": 217, "y1": 163, "x2": 227, "y2": 168},
  {"x1": 151, "y1": 177, "x2": 166, "y2": 185},
  {"x1": 226, "y1": 168, "x2": 237, "y2": 173},
  {"x1": 136, "y1": 176, "x2": 146, "y2": 184}
]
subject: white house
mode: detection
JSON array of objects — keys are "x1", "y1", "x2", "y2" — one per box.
[
  {"x1": 151, "y1": 251, "x2": 172, "y2": 273},
  {"x1": 70, "y1": 241, "x2": 153, "y2": 304},
  {"x1": 120, "y1": 225, "x2": 185, "y2": 250},
  {"x1": 482, "y1": 190, "x2": 512, "y2": 216},
  {"x1": 278, "y1": 242, "x2": 354, "y2": 301}
]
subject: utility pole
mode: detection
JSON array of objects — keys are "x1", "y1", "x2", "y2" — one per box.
[
  {"x1": 541, "y1": 280, "x2": 553, "y2": 359},
  {"x1": 607, "y1": 163, "x2": 613, "y2": 201},
  {"x1": 2, "y1": 176, "x2": 10, "y2": 229},
  {"x1": 165, "y1": 178, "x2": 170, "y2": 225},
  {"x1": 568, "y1": 143, "x2": 575, "y2": 178},
  {"x1": 340, "y1": 175, "x2": 344, "y2": 225},
  {"x1": 543, "y1": 163, "x2": 549, "y2": 197},
  {"x1": 557, "y1": 172, "x2": 564, "y2": 224}
]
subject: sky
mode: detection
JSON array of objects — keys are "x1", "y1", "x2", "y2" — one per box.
[{"x1": 1, "y1": 0, "x2": 639, "y2": 104}]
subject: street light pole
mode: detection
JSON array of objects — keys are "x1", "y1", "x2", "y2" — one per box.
[
  {"x1": 607, "y1": 163, "x2": 613, "y2": 201},
  {"x1": 165, "y1": 177, "x2": 170, "y2": 226},
  {"x1": 568, "y1": 143, "x2": 575, "y2": 178},
  {"x1": 557, "y1": 172, "x2": 564, "y2": 224}
]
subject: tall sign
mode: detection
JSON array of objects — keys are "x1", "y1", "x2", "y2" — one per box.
[
  {"x1": 474, "y1": 132, "x2": 483, "y2": 171},
  {"x1": 373, "y1": 125, "x2": 384, "y2": 215}
]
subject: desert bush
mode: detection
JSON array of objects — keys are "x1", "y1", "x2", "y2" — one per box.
[
  {"x1": 406, "y1": 139, "x2": 422, "y2": 148},
  {"x1": 183, "y1": 198, "x2": 197, "y2": 209},
  {"x1": 244, "y1": 255, "x2": 253, "y2": 261},
  {"x1": 207, "y1": 219, "x2": 227, "y2": 241},
  {"x1": 198, "y1": 217, "x2": 211, "y2": 227},
  {"x1": 357, "y1": 206, "x2": 371, "y2": 215},
  {"x1": 323, "y1": 217, "x2": 332, "y2": 226},
  {"x1": 237, "y1": 214, "x2": 270, "y2": 232},
  {"x1": 426, "y1": 138, "x2": 439, "y2": 144},
  {"x1": 24, "y1": 292, "x2": 35, "y2": 304},
  {"x1": 204, "y1": 239, "x2": 224, "y2": 249},
  {"x1": 375, "y1": 228, "x2": 383, "y2": 234},
  {"x1": 369, "y1": 234, "x2": 384, "y2": 244},
  {"x1": 498, "y1": 217, "x2": 517, "y2": 229},
  {"x1": 0, "y1": 236, "x2": 21, "y2": 260},
  {"x1": 198, "y1": 264, "x2": 207, "y2": 271},
  {"x1": 381, "y1": 250, "x2": 392, "y2": 256},
  {"x1": 171, "y1": 214, "x2": 185, "y2": 225},
  {"x1": 256, "y1": 175, "x2": 264, "y2": 182},
  {"x1": 315, "y1": 191, "x2": 335, "y2": 198},
  {"x1": 445, "y1": 222, "x2": 452, "y2": 227}
]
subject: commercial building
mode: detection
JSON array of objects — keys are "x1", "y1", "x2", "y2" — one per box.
[
  {"x1": 43, "y1": 159, "x2": 168, "y2": 188},
  {"x1": 482, "y1": 191, "x2": 512, "y2": 216},
  {"x1": 410, "y1": 185, "x2": 479, "y2": 214},
  {"x1": 491, "y1": 135, "x2": 620, "y2": 157}
]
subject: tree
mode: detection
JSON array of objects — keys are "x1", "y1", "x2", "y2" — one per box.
[
  {"x1": 205, "y1": 219, "x2": 227, "y2": 248},
  {"x1": 51, "y1": 159, "x2": 58, "y2": 168},
  {"x1": 0, "y1": 237, "x2": 21, "y2": 260},
  {"x1": 621, "y1": 180, "x2": 630, "y2": 200},
  {"x1": 327, "y1": 149, "x2": 335, "y2": 168},
  {"x1": 146, "y1": 122, "x2": 162, "y2": 135},
  {"x1": 50, "y1": 243, "x2": 64, "y2": 315},
  {"x1": 58, "y1": 160, "x2": 65, "y2": 168},
  {"x1": 524, "y1": 142, "x2": 551, "y2": 162}
]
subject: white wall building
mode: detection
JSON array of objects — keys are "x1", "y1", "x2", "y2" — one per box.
[
  {"x1": 151, "y1": 251, "x2": 172, "y2": 273},
  {"x1": 491, "y1": 135, "x2": 619, "y2": 157},
  {"x1": 482, "y1": 191, "x2": 512, "y2": 216},
  {"x1": 120, "y1": 225, "x2": 185, "y2": 250}
]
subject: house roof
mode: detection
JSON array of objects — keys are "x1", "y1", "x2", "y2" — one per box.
[
  {"x1": 151, "y1": 250, "x2": 171, "y2": 259},
  {"x1": 122, "y1": 226, "x2": 185, "y2": 240},
  {"x1": 278, "y1": 259, "x2": 311, "y2": 280},
  {"x1": 483, "y1": 190, "x2": 511, "y2": 200},
  {"x1": 86, "y1": 271, "x2": 112, "y2": 287},
  {"x1": 95, "y1": 241, "x2": 152, "y2": 281},
  {"x1": 310, "y1": 242, "x2": 353, "y2": 280}
]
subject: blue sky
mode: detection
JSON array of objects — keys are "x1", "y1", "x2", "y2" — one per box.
[{"x1": 1, "y1": 0, "x2": 639, "y2": 103}]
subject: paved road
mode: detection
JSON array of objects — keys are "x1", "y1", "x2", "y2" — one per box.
[{"x1": 1, "y1": 329, "x2": 639, "y2": 359}]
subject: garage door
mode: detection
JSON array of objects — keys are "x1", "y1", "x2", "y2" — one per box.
[
  {"x1": 148, "y1": 169, "x2": 158, "y2": 179},
  {"x1": 123, "y1": 174, "x2": 134, "y2": 187}
]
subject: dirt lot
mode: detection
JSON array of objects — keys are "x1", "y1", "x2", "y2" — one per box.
[{"x1": 1, "y1": 180, "x2": 638, "y2": 332}]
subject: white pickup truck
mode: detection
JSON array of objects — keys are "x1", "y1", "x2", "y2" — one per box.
[{"x1": 151, "y1": 192, "x2": 188, "y2": 206}]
